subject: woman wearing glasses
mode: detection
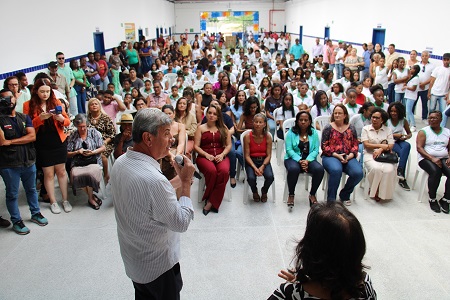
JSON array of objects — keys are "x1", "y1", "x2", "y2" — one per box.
[
  {"x1": 67, "y1": 114, "x2": 105, "y2": 210},
  {"x1": 321, "y1": 104, "x2": 363, "y2": 205},
  {"x1": 361, "y1": 108, "x2": 396, "y2": 201}
]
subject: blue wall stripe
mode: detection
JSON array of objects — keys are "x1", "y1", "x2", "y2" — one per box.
[{"x1": 0, "y1": 47, "x2": 115, "y2": 81}]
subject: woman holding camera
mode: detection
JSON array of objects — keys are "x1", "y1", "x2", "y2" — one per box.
[{"x1": 23, "y1": 78, "x2": 71, "y2": 214}]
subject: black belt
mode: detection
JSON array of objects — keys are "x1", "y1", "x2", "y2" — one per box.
[{"x1": 252, "y1": 156, "x2": 265, "y2": 161}]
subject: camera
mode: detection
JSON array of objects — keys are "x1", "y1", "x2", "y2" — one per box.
[{"x1": 0, "y1": 96, "x2": 13, "y2": 116}]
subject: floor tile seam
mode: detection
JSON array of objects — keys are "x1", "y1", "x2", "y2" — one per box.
[
  {"x1": 0, "y1": 238, "x2": 25, "y2": 266},
  {"x1": 389, "y1": 222, "x2": 450, "y2": 297},
  {"x1": 268, "y1": 202, "x2": 287, "y2": 268}
]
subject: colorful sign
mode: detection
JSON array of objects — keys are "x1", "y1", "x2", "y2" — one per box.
[{"x1": 124, "y1": 23, "x2": 136, "y2": 43}]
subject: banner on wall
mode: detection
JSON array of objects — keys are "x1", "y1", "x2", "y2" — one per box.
[{"x1": 124, "y1": 23, "x2": 136, "y2": 43}]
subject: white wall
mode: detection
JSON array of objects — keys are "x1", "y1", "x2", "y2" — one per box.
[
  {"x1": 0, "y1": 0, "x2": 174, "y2": 83},
  {"x1": 285, "y1": 0, "x2": 448, "y2": 60},
  {"x1": 174, "y1": 2, "x2": 285, "y2": 36}
]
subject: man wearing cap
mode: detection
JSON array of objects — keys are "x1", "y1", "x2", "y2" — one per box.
[
  {"x1": 113, "y1": 114, "x2": 134, "y2": 159},
  {"x1": 288, "y1": 38, "x2": 304, "y2": 60},
  {"x1": 48, "y1": 61, "x2": 70, "y2": 100},
  {"x1": 428, "y1": 53, "x2": 450, "y2": 126},
  {"x1": 179, "y1": 38, "x2": 192, "y2": 58}
]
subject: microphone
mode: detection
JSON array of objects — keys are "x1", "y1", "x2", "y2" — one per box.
[{"x1": 174, "y1": 155, "x2": 202, "y2": 179}]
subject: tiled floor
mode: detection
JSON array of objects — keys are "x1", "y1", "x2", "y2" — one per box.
[{"x1": 1, "y1": 119, "x2": 450, "y2": 300}]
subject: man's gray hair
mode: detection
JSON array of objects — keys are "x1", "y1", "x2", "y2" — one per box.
[
  {"x1": 73, "y1": 113, "x2": 87, "y2": 126},
  {"x1": 132, "y1": 108, "x2": 172, "y2": 143}
]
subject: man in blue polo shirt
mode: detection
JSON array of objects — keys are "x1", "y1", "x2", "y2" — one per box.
[{"x1": 289, "y1": 38, "x2": 305, "y2": 60}]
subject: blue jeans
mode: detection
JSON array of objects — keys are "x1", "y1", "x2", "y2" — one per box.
[
  {"x1": 235, "y1": 144, "x2": 244, "y2": 169},
  {"x1": 429, "y1": 94, "x2": 447, "y2": 126},
  {"x1": 395, "y1": 92, "x2": 405, "y2": 104},
  {"x1": 322, "y1": 156, "x2": 363, "y2": 201},
  {"x1": 279, "y1": 50, "x2": 285, "y2": 58},
  {"x1": 328, "y1": 64, "x2": 335, "y2": 73},
  {"x1": 387, "y1": 83, "x2": 396, "y2": 104},
  {"x1": 228, "y1": 140, "x2": 237, "y2": 179},
  {"x1": 393, "y1": 140, "x2": 410, "y2": 174},
  {"x1": 0, "y1": 165, "x2": 40, "y2": 223},
  {"x1": 358, "y1": 143, "x2": 364, "y2": 169},
  {"x1": 405, "y1": 98, "x2": 416, "y2": 126},
  {"x1": 245, "y1": 159, "x2": 274, "y2": 193},
  {"x1": 74, "y1": 85, "x2": 87, "y2": 114},
  {"x1": 336, "y1": 64, "x2": 343, "y2": 79},
  {"x1": 268, "y1": 118, "x2": 276, "y2": 139},
  {"x1": 284, "y1": 159, "x2": 324, "y2": 196}
]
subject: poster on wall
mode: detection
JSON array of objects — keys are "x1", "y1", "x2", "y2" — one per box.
[
  {"x1": 200, "y1": 11, "x2": 259, "y2": 38},
  {"x1": 124, "y1": 23, "x2": 136, "y2": 43}
]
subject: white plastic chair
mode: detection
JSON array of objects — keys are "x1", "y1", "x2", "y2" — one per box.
[
  {"x1": 163, "y1": 73, "x2": 178, "y2": 90},
  {"x1": 240, "y1": 130, "x2": 276, "y2": 204},
  {"x1": 197, "y1": 172, "x2": 232, "y2": 203},
  {"x1": 192, "y1": 81, "x2": 208, "y2": 92},
  {"x1": 412, "y1": 166, "x2": 429, "y2": 203},
  {"x1": 277, "y1": 117, "x2": 296, "y2": 167},
  {"x1": 314, "y1": 115, "x2": 331, "y2": 134}
]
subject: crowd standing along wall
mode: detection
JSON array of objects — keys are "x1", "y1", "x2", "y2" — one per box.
[
  {"x1": 284, "y1": 0, "x2": 448, "y2": 59},
  {"x1": 0, "y1": 0, "x2": 174, "y2": 86}
]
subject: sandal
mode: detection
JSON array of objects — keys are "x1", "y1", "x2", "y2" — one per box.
[
  {"x1": 93, "y1": 194, "x2": 102, "y2": 207},
  {"x1": 308, "y1": 195, "x2": 317, "y2": 207},
  {"x1": 287, "y1": 195, "x2": 294, "y2": 211},
  {"x1": 261, "y1": 193, "x2": 268, "y2": 203},
  {"x1": 253, "y1": 193, "x2": 261, "y2": 202},
  {"x1": 88, "y1": 199, "x2": 100, "y2": 210}
]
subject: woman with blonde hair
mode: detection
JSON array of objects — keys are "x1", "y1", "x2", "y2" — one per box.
[{"x1": 86, "y1": 97, "x2": 116, "y2": 183}]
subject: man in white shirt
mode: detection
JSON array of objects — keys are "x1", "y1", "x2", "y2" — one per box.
[
  {"x1": 428, "y1": 53, "x2": 450, "y2": 126},
  {"x1": 312, "y1": 38, "x2": 324, "y2": 64},
  {"x1": 111, "y1": 108, "x2": 195, "y2": 300},
  {"x1": 277, "y1": 34, "x2": 288, "y2": 58},
  {"x1": 335, "y1": 41, "x2": 346, "y2": 79},
  {"x1": 415, "y1": 50, "x2": 435, "y2": 122}
]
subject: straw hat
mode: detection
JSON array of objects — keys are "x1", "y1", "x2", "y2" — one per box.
[{"x1": 116, "y1": 113, "x2": 134, "y2": 124}]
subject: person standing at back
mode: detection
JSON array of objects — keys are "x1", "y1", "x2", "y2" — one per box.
[
  {"x1": 111, "y1": 108, "x2": 195, "y2": 300},
  {"x1": 289, "y1": 38, "x2": 305, "y2": 61}
]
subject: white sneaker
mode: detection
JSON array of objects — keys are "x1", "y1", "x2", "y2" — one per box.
[
  {"x1": 343, "y1": 200, "x2": 352, "y2": 206},
  {"x1": 50, "y1": 202, "x2": 61, "y2": 214},
  {"x1": 62, "y1": 200, "x2": 72, "y2": 213},
  {"x1": 410, "y1": 126, "x2": 416, "y2": 132}
]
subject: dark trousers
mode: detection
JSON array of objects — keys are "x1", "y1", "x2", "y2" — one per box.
[
  {"x1": 133, "y1": 263, "x2": 183, "y2": 300},
  {"x1": 413, "y1": 90, "x2": 429, "y2": 120},
  {"x1": 387, "y1": 82, "x2": 396, "y2": 104},
  {"x1": 284, "y1": 159, "x2": 324, "y2": 196},
  {"x1": 245, "y1": 159, "x2": 274, "y2": 193},
  {"x1": 419, "y1": 158, "x2": 450, "y2": 200}
]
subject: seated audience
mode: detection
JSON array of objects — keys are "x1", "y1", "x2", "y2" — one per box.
[
  {"x1": 243, "y1": 113, "x2": 274, "y2": 202},
  {"x1": 361, "y1": 108, "x2": 396, "y2": 201},
  {"x1": 113, "y1": 114, "x2": 134, "y2": 159},
  {"x1": 86, "y1": 98, "x2": 116, "y2": 183},
  {"x1": 275, "y1": 93, "x2": 299, "y2": 140},
  {"x1": 101, "y1": 89, "x2": 126, "y2": 121},
  {"x1": 174, "y1": 97, "x2": 197, "y2": 156},
  {"x1": 387, "y1": 102, "x2": 412, "y2": 190},
  {"x1": 284, "y1": 111, "x2": 324, "y2": 210},
  {"x1": 321, "y1": 104, "x2": 363, "y2": 205},
  {"x1": 194, "y1": 104, "x2": 232, "y2": 215},
  {"x1": 67, "y1": 114, "x2": 105, "y2": 210},
  {"x1": 417, "y1": 111, "x2": 450, "y2": 213}
]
